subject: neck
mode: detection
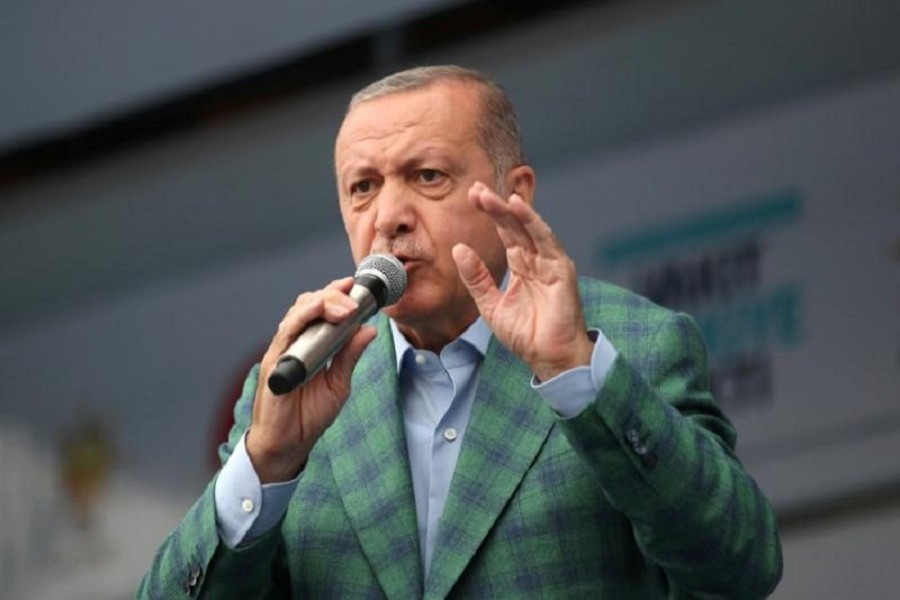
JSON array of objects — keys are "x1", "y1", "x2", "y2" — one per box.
[{"x1": 393, "y1": 305, "x2": 480, "y2": 353}]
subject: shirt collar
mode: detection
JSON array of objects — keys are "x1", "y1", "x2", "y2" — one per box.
[
  {"x1": 389, "y1": 315, "x2": 492, "y2": 373},
  {"x1": 388, "y1": 270, "x2": 507, "y2": 373},
  {"x1": 389, "y1": 270, "x2": 509, "y2": 373}
]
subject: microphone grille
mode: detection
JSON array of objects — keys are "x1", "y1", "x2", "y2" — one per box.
[{"x1": 355, "y1": 254, "x2": 407, "y2": 306}]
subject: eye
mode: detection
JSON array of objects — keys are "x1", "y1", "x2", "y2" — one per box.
[
  {"x1": 417, "y1": 169, "x2": 445, "y2": 184},
  {"x1": 350, "y1": 179, "x2": 374, "y2": 195}
]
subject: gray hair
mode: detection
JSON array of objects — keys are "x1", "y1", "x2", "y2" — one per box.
[{"x1": 348, "y1": 65, "x2": 524, "y2": 189}]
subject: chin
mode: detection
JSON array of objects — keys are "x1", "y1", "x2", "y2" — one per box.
[
  {"x1": 382, "y1": 289, "x2": 441, "y2": 324},
  {"x1": 383, "y1": 296, "x2": 425, "y2": 321}
]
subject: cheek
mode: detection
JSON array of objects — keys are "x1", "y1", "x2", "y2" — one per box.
[
  {"x1": 463, "y1": 218, "x2": 501, "y2": 250},
  {"x1": 343, "y1": 214, "x2": 373, "y2": 256},
  {"x1": 466, "y1": 222, "x2": 506, "y2": 273}
]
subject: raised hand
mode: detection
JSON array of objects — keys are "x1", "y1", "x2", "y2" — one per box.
[
  {"x1": 247, "y1": 276, "x2": 377, "y2": 483},
  {"x1": 452, "y1": 182, "x2": 593, "y2": 382}
]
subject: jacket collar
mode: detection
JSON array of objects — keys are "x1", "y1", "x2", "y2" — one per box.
[
  {"x1": 425, "y1": 336, "x2": 555, "y2": 599},
  {"x1": 325, "y1": 315, "x2": 423, "y2": 600},
  {"x1": 327, "y1": 312, "x2": 555, "y2": 600}
]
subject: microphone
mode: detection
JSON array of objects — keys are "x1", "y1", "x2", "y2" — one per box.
[{"x1": 267, "y1": 253, "x2": 407, "y2": 395}]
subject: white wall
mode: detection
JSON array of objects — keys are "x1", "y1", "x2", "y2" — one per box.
[
  {"x1": 536, "y1": 73, "x2": 900, "y2": 512},
  {"x1": 775, "y1": 502, "x2": 900, "y2": 600}
]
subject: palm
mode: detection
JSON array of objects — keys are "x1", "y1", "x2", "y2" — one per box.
[{"x1": 454, "y1": 183, "x2": 591, "y2": 381}]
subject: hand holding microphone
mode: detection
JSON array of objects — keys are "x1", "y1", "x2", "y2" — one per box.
[
  {"x1": 248, "y1": 254, "x2": 406, "y2": 483},
  {"x1": 268, "y1": 254, "x2": 407, "y2": 394}
]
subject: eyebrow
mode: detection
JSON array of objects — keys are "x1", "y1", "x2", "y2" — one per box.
[
  {"x1": 338, "y1": 143, "x2": 462, "y2": 180},
  {"x1": 402, "y1": 151, "x2": 458, "y2": 173},
  {"x1": 338, "y1": 164, "x2": 379, "y2": 183}
]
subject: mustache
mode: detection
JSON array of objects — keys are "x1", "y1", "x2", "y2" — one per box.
[{"x1": 370, "y1": 238, "x2": 425, "y2": 261}]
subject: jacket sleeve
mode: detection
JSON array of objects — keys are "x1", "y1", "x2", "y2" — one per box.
[
  {"x1": 136, "y1": 365, "x2": 291, "y2": 599},
  {"x1": 558, "y1": 312, "x2": 783, "y2": 600}
]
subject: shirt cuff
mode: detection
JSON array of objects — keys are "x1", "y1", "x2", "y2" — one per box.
[
  {"x1": 214, "y1": 431, "x2": 299, "y2": 549},
  {"x1": 532, "y1": 329, "x2": 618, "y2": 418}
]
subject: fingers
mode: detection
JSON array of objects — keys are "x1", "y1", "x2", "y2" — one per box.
[
  {"x1": 452, "y1": 243, "x2": 501, "y2": 319},
  {"x1": 468, "y1": 182, "x2": 561, "y2": 258},
  {"x1": 266, "y1": 276, "x2": 359, "y2": 363},
  {"x1": 249, "y1": 278, "x2": 375, "y2": 483}
]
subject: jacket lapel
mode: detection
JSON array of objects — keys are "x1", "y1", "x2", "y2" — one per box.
[
  {"x1": 326, "y1": 315, "x2": 423, "y2": 600},
  {"x1": 425, "y1": 338, "x2": 555, "y2": 599}
]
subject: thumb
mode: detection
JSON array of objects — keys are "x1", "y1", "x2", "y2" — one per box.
[{"x1": 452, "y1": 243, "x2": 500, "y2": 318}]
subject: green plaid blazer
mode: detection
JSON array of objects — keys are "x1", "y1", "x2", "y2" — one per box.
[{"x1": 139, "y1": 278, "x2": 782, "y2": 599}]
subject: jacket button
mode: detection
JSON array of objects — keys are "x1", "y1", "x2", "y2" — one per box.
[
  {"x1": 625, "y1": 429, "x2": 640, "y2": 445},
  {"x1": 184, "y1": 563, "x2": 202, "y2": 595}
]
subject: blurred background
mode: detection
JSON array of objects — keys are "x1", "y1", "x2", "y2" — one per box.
[{"x1": 1, "y1": 0, "x2": 898, "y2": 598}]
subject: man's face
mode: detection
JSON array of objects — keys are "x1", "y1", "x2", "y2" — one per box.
[{"x1": 335, "y1": 81, "x2": 507, "y2": 337}]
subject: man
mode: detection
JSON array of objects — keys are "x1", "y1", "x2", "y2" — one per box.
[{"x1": 139, "y1": 66, "x2": 782, "y2": 599}]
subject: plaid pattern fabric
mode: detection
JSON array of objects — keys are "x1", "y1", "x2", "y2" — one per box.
[{"x1": 138, "y1": 277, "x2": 782, "y2": 599}]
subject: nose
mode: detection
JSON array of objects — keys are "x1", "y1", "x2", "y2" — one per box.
[{"x1": 374, "y1": 182, "x2": 417, "y2": 239}]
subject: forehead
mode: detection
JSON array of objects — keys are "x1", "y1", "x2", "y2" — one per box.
[{"x1": 334, "y1": 81, "x2": 483, "y2": 165}]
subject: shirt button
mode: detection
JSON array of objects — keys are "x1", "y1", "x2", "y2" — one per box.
[
  {"x1": 241, "y1": 498, "x2": 255, "y2": 513},
  {"x1": 415, "y1": 353, "x2": 427, "y2": 365},
  {"x1": 443, "y1": 427, "x2": 458, "y2": 442}
]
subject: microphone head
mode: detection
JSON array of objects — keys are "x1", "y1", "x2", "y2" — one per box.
[{"x1": 355, "y1": 254, "x2": 407, "y2": 306}]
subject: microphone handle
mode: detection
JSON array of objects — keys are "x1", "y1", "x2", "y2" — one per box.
[{"x1": 268, "y1": 282, "x2": 379, "y2": 395}]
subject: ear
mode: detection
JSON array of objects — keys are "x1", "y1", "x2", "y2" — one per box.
[{"x1": 504, "y1": 165, "x2": 536, "y2": 205}]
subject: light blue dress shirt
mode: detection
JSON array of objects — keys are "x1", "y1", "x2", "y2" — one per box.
[{"x1": 215, "y1": 318, "x2": 618, "y2": 578}]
